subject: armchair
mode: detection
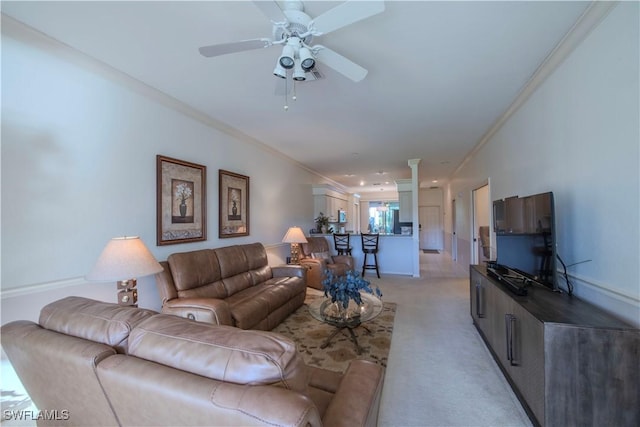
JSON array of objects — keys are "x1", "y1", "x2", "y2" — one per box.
[{"x1": 300, "y1": 236, "x2": 355, "y2": 290}]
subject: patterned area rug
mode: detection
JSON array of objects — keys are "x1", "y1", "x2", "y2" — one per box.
[{"x1": 272, "y1": 293, "x2": 397, "y2": 373}]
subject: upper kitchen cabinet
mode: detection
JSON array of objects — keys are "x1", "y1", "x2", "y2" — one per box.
[
  {"x1": 396, "y1": 179, "x2": 412, "y2": 222},
  {"x1": 313, "y1": 185, "x2": 348, "y2": 223}
]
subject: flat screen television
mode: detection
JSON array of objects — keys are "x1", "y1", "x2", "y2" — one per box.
[{"x1": 493, "y1": 191, "x2": 558, "y2": 292}]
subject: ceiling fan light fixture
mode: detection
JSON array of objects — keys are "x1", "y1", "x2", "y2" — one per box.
[
  {"x1": 299, "y1": 46, "x2": 315, "y2": 71},
  {"x1": 273, "y1": 62, "x2": 287, "y2": 79},
  {"x1": 292, "y1": 59, "x2": 306, "y2": 81},
  {"x1": 279, "y1": 44, "x2": 296, "y2": 69}
]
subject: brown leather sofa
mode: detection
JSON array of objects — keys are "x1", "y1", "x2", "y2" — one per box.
[
  {"x1": 155, "y1": 242, "x2": 306, "y2": 330},
  {"x1": 300, "y1": 237, "x2": 355, "y2": 290},
  {"x1": 1, "y1": 297, "x2": 385, "y2": 427}
]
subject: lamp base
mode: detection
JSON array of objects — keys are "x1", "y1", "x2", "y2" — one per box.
[
  {"x1": 290, "y1": 243, "x2": 301, "y2": 264},
  {"x1": 117, "y1": 279, "x2": 138, "y2": 307}
]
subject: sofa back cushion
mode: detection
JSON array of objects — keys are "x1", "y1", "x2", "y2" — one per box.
[
  {"x1": 39, "y1": 296, "x2": 156, "y2": 353},
  {"x1": 165, "y1": 243, "x2": 274, "y2": 299},
  {"x1": 215, "y1": 244, "x2": 272, "y2": 295},
  {"x1": 167, "y1": 249, "x2": 228, "y2": 299},
  {"x1": 128, "y1": 314, "x2": 309, "y2": 393},
  {"x1": 301, "y1": 237, "x2": 330, "y2": 258},
  {"x1": 241, "y1": 242, "x2": 273, "y2": 285}
]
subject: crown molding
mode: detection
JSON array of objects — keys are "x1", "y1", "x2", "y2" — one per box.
[
  {"x1": 452, "y1": 1, "x2": 618, "y2": 178},
  {"x1": 1, "y1": 13, "x2": 340, "y2": 187}
]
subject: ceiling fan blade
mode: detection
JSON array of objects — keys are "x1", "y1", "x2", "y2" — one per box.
[
  {"x1": 312, "y1": 0, "x2": 385, "y2": 35},
  {"x1": 314, "y1": 46, "x2": 368, "y2": 82},
  {"x1": 252, "y1": 0, "x2": 286, "y2": 23},
  {"x1": 199, "y1": 38, "x2": 272, "y2": 57}
]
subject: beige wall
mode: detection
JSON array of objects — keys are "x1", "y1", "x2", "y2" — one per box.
[{"x1": 1, "y1": 17, "x2": 321, "y2": 322}]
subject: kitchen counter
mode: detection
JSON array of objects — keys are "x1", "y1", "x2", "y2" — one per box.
[
  {"x1": 312, "y1": 234, "x2": 414, "y2": 275},
  {"x1": 310, "y1": 233, "x2": 412, "y2": 237}
]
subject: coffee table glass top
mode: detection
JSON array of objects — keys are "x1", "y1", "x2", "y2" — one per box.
[{"x1": 308, "y1": 292, "x2": 383, "y2": 327}]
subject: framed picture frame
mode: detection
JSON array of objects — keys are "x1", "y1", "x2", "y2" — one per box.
[
  {"x1": 219, "y1": 169, "x2": 250, "y2": 238},
  {"x1": 156, "y1": 155, "x2": 206, "y2": 245}
]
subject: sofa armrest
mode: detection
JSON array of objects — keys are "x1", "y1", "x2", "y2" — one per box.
[
  {"x1": 331, "y1": 255, "x2": 355, "y2": 270},
  {"x1": 155, "y1": 261, "x2": 177, "y2": 303},
  {"x1": 162, "y1": 298, "x2": 233, "y2": 326},
  {"x1": 321, "y1": 360, "x2": 385, "y2": 427},
  {"x1": 98, "y1": 355, "x2": 323, "y2": 427},
  {"x1": 216, "y1": 384, "x2": 323, "y2": 427},
  {"x1": 272, "y1": 264, "x2": 307, "y2": 279},
  {"x1": 300, "y1": 258, "x2": 327, "y2": 270},
  {"x1": 300, "y1": 259, "x2": 326, "y2": 290}
]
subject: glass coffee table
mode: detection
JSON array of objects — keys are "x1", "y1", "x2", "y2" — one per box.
[{"x1": 308, "y1": 293, "x2": 383, "y2": 354}]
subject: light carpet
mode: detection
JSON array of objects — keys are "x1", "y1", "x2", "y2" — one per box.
[
  {"x1": 375, "y1": 251, "x2": 533, "y2": 426},
  {"x1": 272, "y1": 292, "x2": 396, "y2": 373}
]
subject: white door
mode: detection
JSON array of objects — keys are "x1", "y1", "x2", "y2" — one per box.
[
  {"x1": 472, "y1": 184, "x2": 491, "y2": 264},
  {"x1": 419, "y1": 206, "x2": 442, "y2": 250},
  {"x1": 451, "y1": 199, "x2": 457, "y2": 261}
]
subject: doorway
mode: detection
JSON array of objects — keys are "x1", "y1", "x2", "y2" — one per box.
[
  {"x1": 451, "y1": 199, "x2": 457, "y2": 261},
  {"x1": 419, "y1": 206, "x2": 443, "y2": 250},
  {"x1": 472, "y1": 183, "x2": 491, "y2": 264}
]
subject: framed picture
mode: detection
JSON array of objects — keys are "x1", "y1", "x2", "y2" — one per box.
[
  {"x1": 157, "y1": 155, "x2": 206, "y2": 245},
  {"x1": 219, "y1": 169, "x2": 250, "y2": 238}
]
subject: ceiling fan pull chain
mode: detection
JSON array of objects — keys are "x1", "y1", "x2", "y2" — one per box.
[{"x1": 284, "y1": 77, "x2": 289, "y2": 111}]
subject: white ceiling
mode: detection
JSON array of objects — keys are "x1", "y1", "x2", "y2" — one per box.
[{"x1": 1, "y1": 1, "x2": 591, "y2": 194}]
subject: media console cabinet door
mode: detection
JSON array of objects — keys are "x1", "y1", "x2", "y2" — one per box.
[
  {"x1": 544, "y1": 326, "x2": 640, "y2": 426},
  {"x1": 485, "y1": 282, "x2": 511, "y2": 366},
  {"x1": 505, "y1": 303, "x2": 544, "y2": 424},
  {"x1": 470, "y1": 269, "x2": 487, "y2": 326}
]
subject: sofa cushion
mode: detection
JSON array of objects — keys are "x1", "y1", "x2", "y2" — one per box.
[
  {"x1": 39, "y1": 296, "x2": 156, "y2": 353},
  {"x1": 241, "y1": 242, "x2": 270, "y2": 271},
  {"x1": 301, "y1": 237, "x2": 331, "y2": 258},
  {"x1": 215, "y1": 245, "x2": 250, "y2": 279},
  {"x1": 225, "y1": 278, "x2": 306, "y2": 329},
  {"x1": 168, "y1": 249, "x2": 227, "y2": 298},
  {"x1": 127, "y1": 314, "x2": 309, "y2": 393},
  {"x1": 249, "y1": 264, "x2": 273, "y2": 285},
  {"x1": 215, "y1": 245, "x2": 257, "y2": 295},
  {"x1": 311, "y1": 251, "x2": 334, "y2": 264},
  {"x1": 327, "y1": 263, "x2": 351, "y2": 277}
]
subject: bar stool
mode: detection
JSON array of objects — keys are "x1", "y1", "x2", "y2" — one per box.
[
  {"x1": 361, "y1": 233, "x2": 380, "y2": 278},
  {"x1": 333, "y1": 233, "x2": 352, "y2": 256}
]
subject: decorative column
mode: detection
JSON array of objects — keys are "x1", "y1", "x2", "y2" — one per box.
[{"x1": 408, "y1": 159, "x2": 421, "y2": 278}]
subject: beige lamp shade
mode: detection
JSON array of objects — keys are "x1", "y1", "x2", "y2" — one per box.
[
  {"x1": 282, "y1": 226, "x2": 308, "y2": 244},
  {"x1": 86, "y1": 236, "x2": 163, "y2": 281}
]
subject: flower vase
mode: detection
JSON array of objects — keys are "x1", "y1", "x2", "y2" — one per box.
[
  {"x1": 179, "y1": 201, "x2": 187, "y2": 217},
  {"x1": 332, "y1": 300, "x2": 362, "y2": 322}
]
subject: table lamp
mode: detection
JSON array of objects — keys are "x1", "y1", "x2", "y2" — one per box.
[
  {"x1": 282, "y1": 226, "x2": 308, "y2": 264},
  {"x1": 86, "y1": 236, "x2": 163, "y2": 306}
]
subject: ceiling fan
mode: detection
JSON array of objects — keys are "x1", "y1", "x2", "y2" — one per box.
[{"x1": 198, "y1": 0, "x2": 385, "y2": 83}]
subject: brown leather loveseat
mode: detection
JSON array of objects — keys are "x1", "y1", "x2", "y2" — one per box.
[
  {"x1": 155, "y1": 242, "x2": 306, "y2": 330},
  {"x1": 1, "y1": 296, "x2": 385, "y2": 426}
]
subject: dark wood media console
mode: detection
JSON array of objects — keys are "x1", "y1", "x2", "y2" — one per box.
[{"x1": 470, "y1": 265, "x2": 639, "y2": 427}]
